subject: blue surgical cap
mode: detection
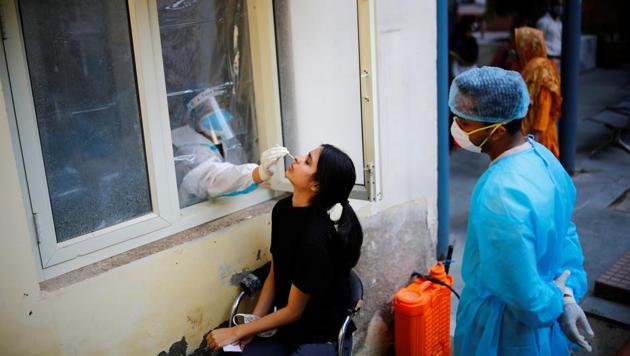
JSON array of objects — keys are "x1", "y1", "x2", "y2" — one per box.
[{"x1": 448, "y1": 66, "x2": 530, "y2": 123}]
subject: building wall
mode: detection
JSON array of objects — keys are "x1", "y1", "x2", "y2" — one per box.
[
  {"x1": 0, "y1": 1, "x2": 437, "y2": 354},
  {"x1": 352, "y1": 1, "x2": 438, "y2": 353}
]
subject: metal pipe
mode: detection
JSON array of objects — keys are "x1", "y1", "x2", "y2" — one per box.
[
  {"x1": 229, "y1": 291, "x2": 246, "y2": 327},
  {"x1": 559, "y1": 0, "x2": 581, "y2": 174},
  {"x1": 337, "y1": 316, "x2": 352, "y2": 356},
  {"x1": 437, "y1": 0, "x2": 450, "y2": 259}
]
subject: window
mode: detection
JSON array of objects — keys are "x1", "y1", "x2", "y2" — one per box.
[
  {"x1": 157, "y1": 0, "x2": 260, "y2": 208},
  {"x1": 1, "y1": 0, "x2": 379, "y2": 277},
  {"x1": 18, "y1": 0, "x2": 152, "y2": 243},
  {"x1": 270, "y1": 0, "x2": 381, "y2": 200}
]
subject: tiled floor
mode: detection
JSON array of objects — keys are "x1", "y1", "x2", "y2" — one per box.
[{"x1": 595, "y1": 250, "x2": 630, "y2": 305}]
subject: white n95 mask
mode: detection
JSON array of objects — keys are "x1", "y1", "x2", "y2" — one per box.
[{"x1": 450, "y1": 120, "x2": 503, "y2": 153}]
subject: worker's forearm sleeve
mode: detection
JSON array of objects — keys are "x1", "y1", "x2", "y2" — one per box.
[{"x1": 556, "y1": 222, "x2": 587, "y2": 302}]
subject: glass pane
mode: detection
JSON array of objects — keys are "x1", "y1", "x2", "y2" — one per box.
[
  {"x1": 274, "y1": 0, "x2": 365, "y2": 185},
  {"x1": 157, "y1": 0, "x2": 259, "y2": 208},
  {"x1": 19, "y1": 0, "x2": 152, "y2": 242}
]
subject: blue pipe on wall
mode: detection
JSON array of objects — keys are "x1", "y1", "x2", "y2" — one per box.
[
  {"x1": 436, "y1": 0, "x2": 449, "y2": 259},
  {"x1": 559, "y1": 0, "x2": 581, "y2": 174}
]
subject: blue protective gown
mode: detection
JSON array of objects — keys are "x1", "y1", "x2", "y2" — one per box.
[{"x1": 454, "y1": 138, "x2": 587, "y2": 356}]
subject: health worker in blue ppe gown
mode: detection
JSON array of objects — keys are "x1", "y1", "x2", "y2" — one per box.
[{"x1": 450, "y1": 66, "x2": 594, "y2": 356}]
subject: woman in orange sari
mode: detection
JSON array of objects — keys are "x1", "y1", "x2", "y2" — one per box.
[{"x1": 514, "y1": 27, "x2": 563, "y2": 157}]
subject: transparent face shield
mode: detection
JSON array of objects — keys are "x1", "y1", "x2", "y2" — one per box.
[
  {"x1": 187, "y1": 84, "x2": 236, "y2": 144},
  {"x1": 186, "y1": 83, "x2": 246, "y2": 163}
]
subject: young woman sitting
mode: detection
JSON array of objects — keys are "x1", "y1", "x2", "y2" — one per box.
[{"x1": 207, "y1": 144, "x2": 363, "y2": 355}]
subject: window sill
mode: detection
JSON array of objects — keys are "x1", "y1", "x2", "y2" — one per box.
[{"x1": 39, "y1": 197, "x2": 282, "y2": 292}]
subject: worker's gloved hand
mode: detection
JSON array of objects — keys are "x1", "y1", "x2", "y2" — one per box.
[
  {"x1": 559, "y1": 295, "x2": 594, "y2": 352},
  {"x1": 259, "y1": 146, "x2": 289, "y2": 181}
]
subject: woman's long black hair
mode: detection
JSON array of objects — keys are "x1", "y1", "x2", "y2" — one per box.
[{"x1": 311, "y1": 144, "x2": 363, "y2": 271}]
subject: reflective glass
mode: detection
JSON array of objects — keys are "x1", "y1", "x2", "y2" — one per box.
[
  {"x1": 19, "y1": 0, "x2": 152, "y2": 242},
  {"x1": 157, "y1": 0, "x2": 259, "y2": 207}
]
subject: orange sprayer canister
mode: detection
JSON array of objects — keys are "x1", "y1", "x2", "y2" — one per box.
[{"x1": 393, "y1": 262, "x2": 453, "y2": 356}]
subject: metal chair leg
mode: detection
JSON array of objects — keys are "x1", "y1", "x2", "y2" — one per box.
[
  {"x1": 229, "y1": 291, "x2": 246, "y2": 327},
  {"x1": 338, "y1": 316, "x2": 352, "y2": 356}
]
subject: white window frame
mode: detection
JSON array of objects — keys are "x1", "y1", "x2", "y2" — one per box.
[{"x1": 0, "y1": 0, "x2": 379, "y2": 279}]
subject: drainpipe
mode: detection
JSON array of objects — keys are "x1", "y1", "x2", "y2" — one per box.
[
  {"x1": 559, "y1": 0, "x2": 581, "y2": 175},
  {"x1": 436, "y1": 0, "x2": 449, "y2": 260}
]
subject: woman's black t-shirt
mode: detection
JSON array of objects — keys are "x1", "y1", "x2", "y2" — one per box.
[{"x1": 270, "y1": 196, "x2": 352, "y2": 346}]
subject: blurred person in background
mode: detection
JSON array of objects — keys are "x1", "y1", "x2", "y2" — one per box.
[
  {"x1": 450, "y1": 15, "x2": 480, "y2": 79},
  {"x1": 515, "y1": 26, "x2": 563, "y2": 157},
  {"x1": 537, "y1": 0, "x2": 563, "y2": 69}
]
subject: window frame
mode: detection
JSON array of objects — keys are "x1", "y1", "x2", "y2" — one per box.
[
  {"x1": 0, "y1": 0, "x2": 378, "y2": 279},
  {"x1": 267, "y1": 0, "x2": 382, "y2": 201}
]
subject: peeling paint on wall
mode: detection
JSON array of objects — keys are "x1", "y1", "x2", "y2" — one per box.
[
  {"x1": 229, "y1": 269, "x2": 252, "y2": 286},
  {"x1": 157, "y1": 337, "x2": 187, "y2": 356},
  {"x1": 186, "y1": 307, "x2": 205, "y2": 331}
]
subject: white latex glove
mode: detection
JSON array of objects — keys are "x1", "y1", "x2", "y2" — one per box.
[
  {"x1": 259, "y1": 146, "x2": 289, "y2": 181},
  {"x1": 554, "y1": 270, "x2": 571, "y2": 292},
  {"x1": 559, "y1": 298, "x2": 594, "y2": 352}
]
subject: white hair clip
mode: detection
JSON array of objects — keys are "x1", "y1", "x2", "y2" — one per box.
[{"x1": 328, "y1": 203, "x2": 343, "y2": 225}]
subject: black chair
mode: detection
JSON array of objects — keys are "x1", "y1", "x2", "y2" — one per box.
[{"x1": 229, "y1": 265, "x2": 364, "y2": 356}]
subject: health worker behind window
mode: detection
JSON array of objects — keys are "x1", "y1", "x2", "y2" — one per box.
[
  {"x1": 173, "y1": 124, "x2": 289, "y2": 207},
  {"x1": 450, "y1": 66, "x2": 593, "y2": 355},
  {"x1": 206, "y1": 144, "x2": 363, "y2": 355},
  {"x1": 172, "y1": 86, "x2": 290, "y2": 207}
]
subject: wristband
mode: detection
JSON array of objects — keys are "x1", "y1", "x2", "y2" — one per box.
[{"x1": 562, "y1": 294, "x2": 576, "y2": 305}]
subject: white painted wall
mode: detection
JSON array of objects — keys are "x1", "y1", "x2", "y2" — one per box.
[
  {"x1": 276, "y1": 0, "x2": 366, "y2": 184},
  {"x1": 0, "y1": 1, "x2": 437, "y2": 354}
]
